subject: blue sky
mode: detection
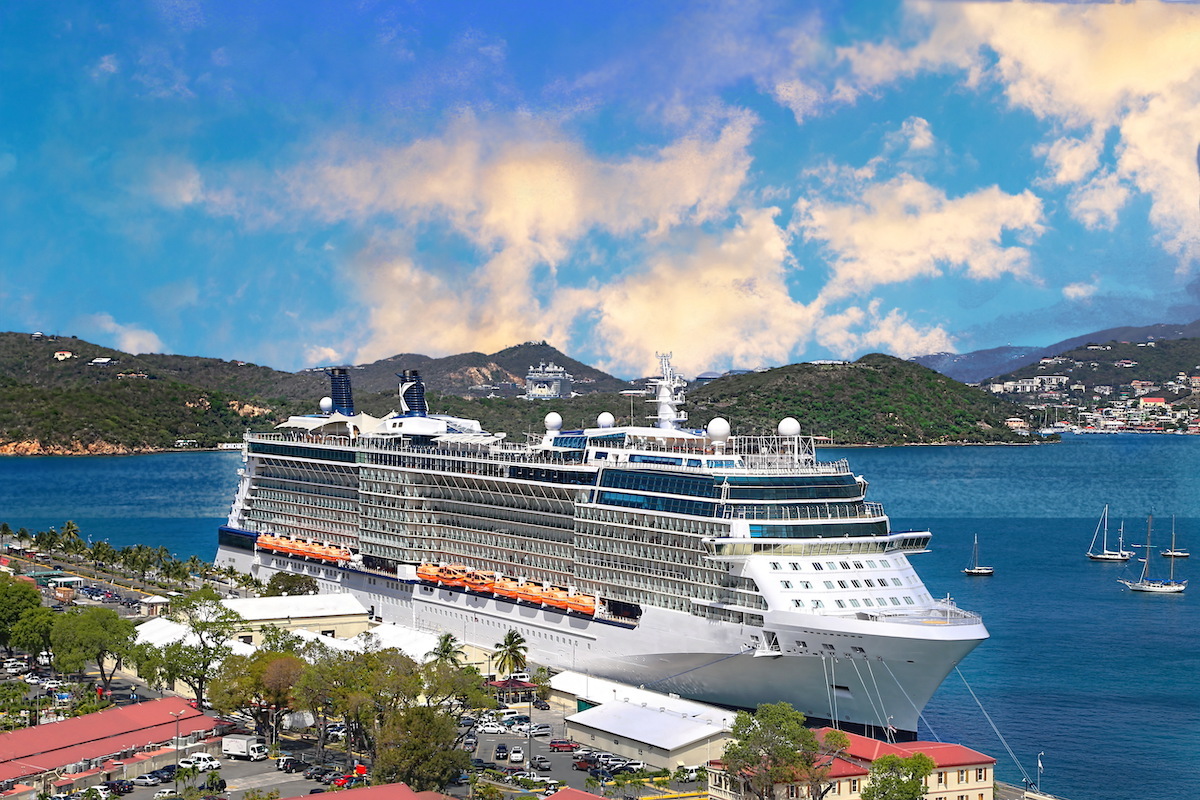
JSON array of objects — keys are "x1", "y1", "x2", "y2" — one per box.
[{"x1": 3, "y1": 0, "x2": 1200, "y2": 379}]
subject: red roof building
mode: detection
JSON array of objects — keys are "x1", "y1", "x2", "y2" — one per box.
[
  {"x1": 0, "y1": 697, "x2": 222, "y2": 796},
  {"x1": 709, "y1": 728, "x2": 996, "y2": 800}
]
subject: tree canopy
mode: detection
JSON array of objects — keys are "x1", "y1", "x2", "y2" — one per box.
[
  {"x1": 50, "y1": 606, "x2": 136, "y2": 689},
  {"x1": 860, "y1": 753, "x2": 936, "y2": 800},
  {"x1": 263, "y1": 572, "x2": 319, "y2": 597},
  {"x1": 722, "y1": 702, "x2": 850, "y2": 800},
  {"x1": 133, "y1": 585, "x2": 244, "y2": 704},
  {"x1": 0, "y1": 576, "x2": 42, "y2": 654}
]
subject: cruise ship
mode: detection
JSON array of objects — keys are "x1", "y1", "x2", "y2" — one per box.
[{"x1": 215, "y1": 354, "x2": 987, "y2": 739}]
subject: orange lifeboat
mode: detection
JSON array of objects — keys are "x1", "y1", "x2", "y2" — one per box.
[
  {"x1": 464, "y1": 570, "x2": 498, "y2": 593},
  {"x1": 540, "y1": 589, "x2": 571, "y2": 610},
  {"x1": 417, "y1": 564, "x2": 440, "y2": 583},
  {"x1": 565, "y1": 594, "x2": 597, "y2": 615},
  {"x1": 493, "y1": 579, "x2": 522, "y2": 599},
  {"x1": 517, "y1": 584, "x2": 548, "y2": 604},
  {"x1": 438, "y1": 565, "x2": 468, "y2": 587}
]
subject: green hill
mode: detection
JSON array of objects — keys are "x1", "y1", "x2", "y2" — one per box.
[
  {"x1": 0, "y1": 333, "x2": 1035, "y2": 451},
  {"x1": 990, "y1": 337, "x2": 1200, "y2": 391}
]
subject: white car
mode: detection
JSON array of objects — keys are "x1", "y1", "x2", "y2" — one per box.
[
  {"x1": 41, "y1": 680, "x2": 67, "y2": 690},
  {"x1": 23, "y1": 674, "x2": 42, "y2": 685},
  {"x1": 131, "y1": 775, "x2": 161, "y2": 786},
  {"x1": 477, "y1": 722, "x2": 506, "y2": 734},
  {"x1": 153, "y1": 790, "x2": 179, "y2": 799},
  {"x1": 178, "y1": 754, "x2": 220, "y2": 771},
  {"x1": 509, "y1": 746, "x2": 524, "y2": 764}
]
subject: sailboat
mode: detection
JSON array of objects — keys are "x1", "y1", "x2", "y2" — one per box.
[
  {"x1": 1086, "y1": 504, "x2": 1132, "y2": 562},
  {"x1": 962, "y1": 534, "x2": 994, "y2": 576},
  {"x1": 1161, "y1": 516, "x2": 1190, "y2": 558},
  {"x1": 1119, "y1": 515, "x2": 1187, "y2": 594}
]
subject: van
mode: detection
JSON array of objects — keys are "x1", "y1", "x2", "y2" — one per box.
[
  {"x1": 679, "y1": 766, "x2": 704, "y2": 782},
  {"x1": 495, "y1": 709, "x2": 520, "y2": 722}
]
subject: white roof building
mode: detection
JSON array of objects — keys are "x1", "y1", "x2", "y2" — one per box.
[{"x1": 550, "y1": 671, "x2": 735, "y2": 768}]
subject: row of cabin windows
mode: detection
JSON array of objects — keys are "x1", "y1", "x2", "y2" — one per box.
[
  {"x1": 790, "y1": 596, "x2": 914, "y2": 609},
  {"x1": 773, "y1": 559, "x2": 893, "y2": 571}
]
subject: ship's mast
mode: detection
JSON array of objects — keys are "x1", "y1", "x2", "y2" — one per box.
[{"x1": 647, "y1": 352, "x2": 689, "y2": 430}]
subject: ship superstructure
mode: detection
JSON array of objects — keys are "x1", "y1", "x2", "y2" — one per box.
[{"x1": 216, "y1": 358, "x2": 986, "y2": 739}]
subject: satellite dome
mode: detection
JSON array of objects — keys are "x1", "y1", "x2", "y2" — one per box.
[
  {"x1": 778, "y1": 417, "x2": 802, "y2": 437},
  {"x1": 545, "y1": 412, "x2": 563, "y2": 432},
  {"x1": 597, "y1": 412, "x2": 615, "y2": 428},
  {"x1": 706, "y1": 417, "x2": 731, "y2": 443},
  {"x1": 319, "y1": 396, "x2": 334, "y2": 414}
]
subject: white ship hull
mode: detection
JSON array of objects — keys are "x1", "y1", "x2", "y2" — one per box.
[{"x1": 218, "y1": 542, "x2": 982, "y2": 736}]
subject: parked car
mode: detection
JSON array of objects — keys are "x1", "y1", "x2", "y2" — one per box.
[
  {"x1": 477, "y1": 722, "x2": 505, "y2": 734},
  {"x1": 549, "y1": 740, "x2": 579, "y2": 752},
  {"x1": 103, "y1": 780, "x2": 134, "y2": 795},
  {"x1": 178, "y1": 754, "x2": 220, "y2": 772},
  {"x1": 502, "y1": 714, "x2": 531, "y2": 727},
  {"x1": 332, "y1": 774, "x2": 368, "y2": 789},
  {"x1": 532, "y1": 699, "x2": 550, "y2": 710},
  {"x1": 531, "y1": 756, "x2": 552, "y2": 771},
  {"x1": 131, "y1": 775, "x2": 161, "y2": 786},
  {"x1": 527, "y1": 724, "x2": 552, "y2": 737},
  {"x1": 572, "y1": 759, "x2": 593, "y2": 771},
  {"x1": 494, "y1": 743, "x2": 509, "y2": 760},
  {"x1": 509, "y1": 746, "x2": 524, "y2": 764},
  {"x1": 283, "y1": 759, "x2": 312, "y2": 774},
  {"x1": 588, "y1": 768, "x2": 614, "y2": 781}
]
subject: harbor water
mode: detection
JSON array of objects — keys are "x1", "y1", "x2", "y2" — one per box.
[{"x1": 2, "y1": 435, "x2": 1198, "y2": 800}]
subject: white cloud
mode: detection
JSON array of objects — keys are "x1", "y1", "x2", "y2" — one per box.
[
  {"x1": 838, "y1": 1, "x2": 1200, "y2": 262},
  {"x1": 90, "y1": 54, "x2": 119, "y2": 80},
  {"x1": 304, "y1": 345, "x2": 343, "y2": 366},
  {"x1": 771, "y1": 79, "x2": 823, "y2": 125},
  {"x1": 144, "y1": 157, "x2": 203, "y2": 208},
  {"x1": 1069, "y1": 170, "x2": 1129, "y2": 231},
  {"x1": 1063, "y1": 280, "x2": 1099, "y2": 302},
  {"x1": 817, "y1": 300, "x2": 954, "y2": 360},
  {"x1": 795, "y1": 173, "x2": 1045, "y2": 301},
  {"x1": 83, "y1": 313, "x2": 165, "y2": 354},
  {"x1": 898, "y1": 117, "x2": 934, "y2": 152}
]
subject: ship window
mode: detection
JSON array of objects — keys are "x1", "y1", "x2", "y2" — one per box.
[
  {"x1": 789, "y1": 562, "x2": 800, "y2": 570},
  {"x1": 852, "y1": 561, "x2": 863, "y2": 569},
  {"x1": 863, "y1": 579, "x2": 873, "y2": 587},
  {"x1": 781, "y1": 581, "x2": 792, "y2": 589},
  {"x1": 824, "y1": 581, "x2": 834, "y2": 589},
  {"x1": 823, "y1": 644, "x2": 836, "y2": 652},
  {"x1": 904, "y1": 596, "x2": 915, "y2": 604},
  {"x1": 812, "y1": 600, "x2": 823, "y2": 608},
  {"x1": 837, "y1": 580, "x2": 847, "y2": 589},
  {"x1": 795, "y1": 640, "x2": 807, "y2": 648},
  {"x1": 770, "y1": 562, "x2": 781, "y2": 570},
  {"x1": 880, "y1": 559, "x2": 891, "y2": 567},
  {"x1": 800, "y1": 581, "x2": 812, "y2": 589},
  {"x1": 792, "y1": 599, "x2": 803, "y2": 608},
  {"x1": 863, "y1": 598, "x2": 873, "y2": 606},
  {"x1": 890, "y1": 597, "x2": 900, "y2": 605},
  {"x1": 892, "y1": 578, "x2": 902, "y2": 586},
  {"x1": 849, "y1": 599, "x2": 860, "y2": 608},
  {"x1": 877, "y1": 597, "x2": 886, "y2": 605},
  {"x1": 812, "y1": 563, "x2": 824, "y2": 571},
  {"x1": 596, "y1": 452, "x2": 607, "y2": 460},
  {"x1": 839, "y1": 561, "x2": 851, "y2": 569},
  {"x1": 826, "y1": 562, "x2": 837, "y2": 570},
  {"x1": 851, "y1": 580, "x2": 861, "y2": 588},
  {"x1": 835, "y1": 600, "x2": 845, "y2": 608},
  {"x1": 852, "y1": 646, "x2": 865, "y2": 654},
  {"x1": 687, "y1": 459, "x2": 701, "y2": 467},
  {"x1": 867, "y1": 560, "x2": 877, "y2": 568}
]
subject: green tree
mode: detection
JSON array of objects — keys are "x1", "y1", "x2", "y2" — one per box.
[
  {"x1": 210, "y1": 650, "x2": 306, "y2": 745},
  {"x1": 133, "y1": 585, "x2": 244, "y2": 704},
  {"x1": 426, "y1": 632, "x2": 466, "y2": 669},
  {"x1": 860, "y1": 753, "x2": 936, "y2": 800},
  {"x1": 9, "y1": 607, "x2": 57, "y2": 663},
  {"x1": 722, "y1": 702, "x2": 850, "y2": 800},
  {"x1": 532, "y1": 665, "x2": 551, "y2": 700},
  {"x1": 263, "y1": 572, "x2": 319, "y2": 597},
  {"x1": 49, "y1": 606, "x2": 136, "y2": 690},
  {"x1": 492, "y1": 628, "x2": 527, "y2": 678},
  {"x1": 372, "y1": 704, "x2": 471, "y2": 790},
  {"x1": 0, "y1": 576, "x2": 43, "y2": 654}
]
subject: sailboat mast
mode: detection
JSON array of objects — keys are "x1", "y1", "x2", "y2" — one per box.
[{"x1": 1142, "y1": 515, "x2": 1153, "y2": 582}]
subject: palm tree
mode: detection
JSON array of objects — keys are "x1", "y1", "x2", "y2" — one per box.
[
  {"x1": 14, "y1": 528, "x2": 31, "y2": 551},
  {"x1": 492, "y1": 629, "x2": 528, "y2": 678},
  {"x1": 89, "y1": 540, "x2": 117, "y2": 571},
  {"x1": 426, "y1": 633, "x2": 466, "y2": 669},
  {"x1": 0, "y1": 522, "x2": 11, "y2": 548}
]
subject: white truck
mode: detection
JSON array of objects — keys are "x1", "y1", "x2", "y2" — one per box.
[{"x1": 221, "y1": 734, "x2": 268, "y2": 761}]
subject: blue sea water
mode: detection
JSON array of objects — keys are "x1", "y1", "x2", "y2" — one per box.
[{"x1": 1, "y1": 436, "x2": 1197, "y2": 800}]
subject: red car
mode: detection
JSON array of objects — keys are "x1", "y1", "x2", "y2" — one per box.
[{"x1": 549, "y1": 740, "x2": 579, "y2": 752}]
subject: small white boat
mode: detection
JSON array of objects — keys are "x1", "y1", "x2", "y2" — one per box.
[
  {"x1": 1119, "y1": 515, "x2": 1187, "y2": 594},
  {"x1": 962, "y1": 534, "x2": 994, "y2": 576},
  {"x1": 1087, "y1": 504, "x2": 1132, "y2": 562},
  {"x1": 1161, "y1": 516, "x2": 1189, "y2": 558}
]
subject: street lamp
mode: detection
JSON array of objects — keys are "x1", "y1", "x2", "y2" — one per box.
[{"x1": 169, "y1": 710, "x2": 185, "y2": 795}]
